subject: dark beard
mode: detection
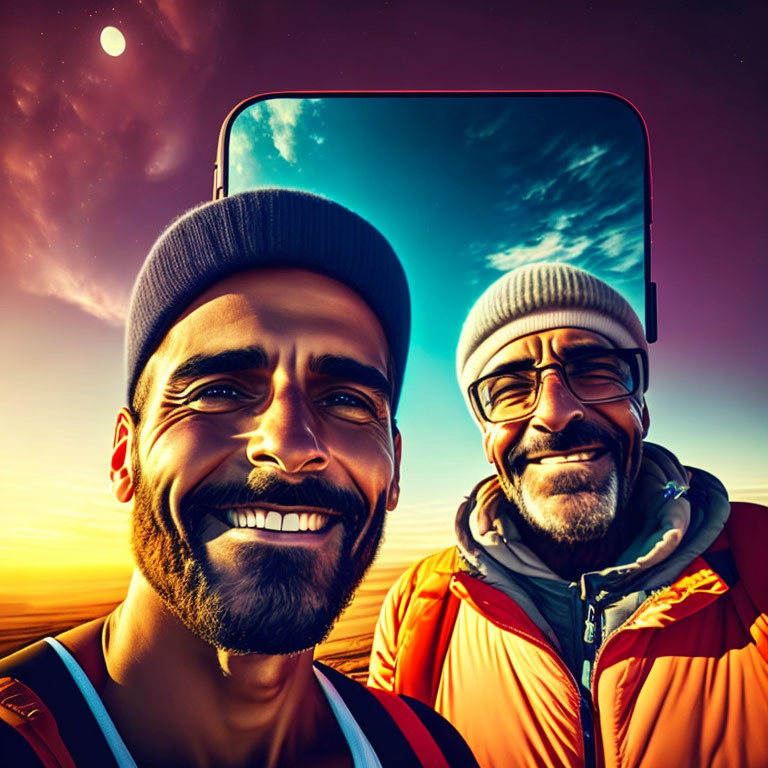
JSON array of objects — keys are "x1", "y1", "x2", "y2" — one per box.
[
  {"x1": 131, "y1": 463, "x2": 386, "y2": 655},
  {"x1": 500, "y1": 420, "x2": 635, "y2": 544}
]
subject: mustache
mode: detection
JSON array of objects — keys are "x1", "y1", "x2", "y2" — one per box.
[
  {"x1": 506, "y1": 421, "x2": 623, "y2": 477},
  {"x1": 181, "y1": 472, "x2": 368, "y2": 530}
]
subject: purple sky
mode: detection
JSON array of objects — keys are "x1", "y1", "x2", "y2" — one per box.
[{"x1": 1, "y1": 0, "x2": 765, "y2": 585}]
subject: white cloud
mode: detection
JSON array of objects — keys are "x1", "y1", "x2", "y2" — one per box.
[
  {"x1": 465, "y1": 111, "x2": 510, "y2": 143},
  {"x1": 265, "y1": 100, "x2": 304, "y2": 164},
  {"x1": 241, "y1": 100, "x2": 322, "y2": 166},
  {"x1": 145, "y1": 131, "x2": 185, "y2": 178},
  {"x1": 598, "y1": 227, "x2": 644, "y2": 273},
  {"x1": 522, "y1": 177, "x2": 557, "y2": 201},
  {"x1": 19, "y1": 255, "x2": 128, "y2": 326},
  {"x1": 247, "y1": 106, "x2": 264, "y2": 124},
  {"x1": 486, "y1": 231, "x2": 591, "y2": 271},
  {"x1": 600, "y1": 229, "x2": 626, "y2": 258},
  {"x1": 567, "y1": 144, "x2": 608, "y2": 172},
  {"x1": 550, "y1": 211, "x2": 578, "y2": 231},
  {"x1": 597, "y1": 201, "x2": 631, "y2": 220},
  {"x1": 610, "y1": 253, "x2": 641, "y2": 273}
]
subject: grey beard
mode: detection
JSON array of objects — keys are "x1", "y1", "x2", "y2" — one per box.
[
  {"x1": 502, "y1": 462, "x2": 620, "y2": 544},
  {"x1": 499, "y1": 420, "x2": 631, "y2": 545}
]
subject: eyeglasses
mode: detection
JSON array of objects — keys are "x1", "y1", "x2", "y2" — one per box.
[{"x1": 469, "y1": 348, "x2": 648, "y2": 424}]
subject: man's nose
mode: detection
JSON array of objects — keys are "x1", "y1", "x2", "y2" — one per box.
[
  {"x1": 529, "y1": 368, "x2": 585, "y2": 433},
  {"x1": 245, "y1": 387, "x2": 330, "y2": 473}
]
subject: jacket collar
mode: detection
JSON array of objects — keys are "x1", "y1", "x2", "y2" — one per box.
[{"x1": 456, "y1": 442, "x2": 730, "y2": 597}]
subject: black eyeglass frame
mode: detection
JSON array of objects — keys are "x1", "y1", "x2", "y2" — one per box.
[{"x1": 468, "y1": 347, "x2": 649, "y2": 424}]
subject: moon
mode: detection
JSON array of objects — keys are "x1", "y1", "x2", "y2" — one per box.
[{"x1": 100, "y1": 26, "x2": 126, "y2": 57}]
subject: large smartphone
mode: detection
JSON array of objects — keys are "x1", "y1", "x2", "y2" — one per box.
[
  {"x1": 212, "y1": 91, "x2": 655, "y2": 672},
  {"x1": 215, "y1": 91, "x2": 655, "y2": 343}
]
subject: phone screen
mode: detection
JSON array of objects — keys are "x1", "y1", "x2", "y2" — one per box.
[
  {"x1": 217, "y1": 92, "x2": 653, "y2": 342},
  {"x1": 216, "y1": 92, "x2": 653, "y2": 670}
]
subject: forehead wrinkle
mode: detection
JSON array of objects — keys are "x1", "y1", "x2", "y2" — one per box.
[{"x1": 479, "y1": 330, "x2": 621, "y2": 384}]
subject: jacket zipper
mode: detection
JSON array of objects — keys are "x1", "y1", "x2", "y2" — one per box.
[
  {"x1": 455, "y1": 575, "x2": 597, "y2": 768},
  {"x1": 583, "y1": 587, "x2": 673, "y2": 768},
  {"x1": 589, "y1": 587, "x2": 671, "y2": 691},
  {"x1": 579, "y1": 598, "x2": 601, "y2": 768},
  {"x1": 463, "y1": 611, "x2": 590, "y2": 765},
  {"x1": 583, "y1": 479, "x2": 689, "y2": 693},
  {"x1": 533, "y1": 633, "x2": 596, "y2": 768}
]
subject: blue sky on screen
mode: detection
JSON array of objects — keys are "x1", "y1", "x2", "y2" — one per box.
[{"x1": 227, "y1": 95, "x2": 648, "y2": 503}]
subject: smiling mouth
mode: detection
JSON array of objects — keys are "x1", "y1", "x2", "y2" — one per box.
[
  {"x1": 526, "y1": 447, "x2": 608, "y2": 466},
  {"x1": 218, "y1": 507, "x2": 336, "y2": 533}
]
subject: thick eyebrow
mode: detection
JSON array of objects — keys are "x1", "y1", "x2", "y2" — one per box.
[
  {"x1": 558, "y1": 342, "x2": 616, "y2": 361},
  {"x1": 167, "y1": 346, "x2": 268, "y2": 386},
  {"x1": 310, "y1": 354, "x2": 392, "y2": 399},
  {"x1": 485, "y1": 358, "x2": 536, "y2": 378}
]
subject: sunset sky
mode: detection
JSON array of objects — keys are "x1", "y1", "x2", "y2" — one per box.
[{"x1": 1, "y1": 1, "x2": 766, "y2": 609}]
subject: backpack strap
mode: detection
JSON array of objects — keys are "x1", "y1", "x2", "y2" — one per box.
[
  {"x1": 366, "y1": 687, "x2": 451, "y2": 768},
  {"x1": 315, "y1": 662, "x2": 478, "y2": 767},
  {"x1": 0, "y1": 676, "x2": 76, "y2": 768},
  {"x1": 393, "y1": 547, "x2": 463, "y2": 706},
  {"x1": 0, "y1": 637, "x2": 119, "y2": 767}
]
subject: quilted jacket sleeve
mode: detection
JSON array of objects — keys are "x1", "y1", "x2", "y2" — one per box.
[{"x1": 367, "y1": 565, "x2": 415, "y2": 691}]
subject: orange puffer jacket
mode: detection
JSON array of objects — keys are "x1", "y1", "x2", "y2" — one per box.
[{"x1": 368, "y1": 502, "x2": 768, "y2": 768}]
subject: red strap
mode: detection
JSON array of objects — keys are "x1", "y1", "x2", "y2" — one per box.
[
  {"x1": 0, "y1": 676, "x2": 77, "y2": 768},
  {"x1": 367, "y1": 687, "x2": 450, "y2": 768}
]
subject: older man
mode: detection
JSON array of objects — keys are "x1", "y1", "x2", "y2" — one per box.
[
  {"x1": 0, "y1": 190, "x2": 478, "y2": 768},
  {"x1": 369, "y1": 262, "x2": 768, "y2": 768}
]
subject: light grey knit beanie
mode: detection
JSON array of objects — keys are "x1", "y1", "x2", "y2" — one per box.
[{"x1": 457, "y1": 262, "x2": 648, "y2": 409}]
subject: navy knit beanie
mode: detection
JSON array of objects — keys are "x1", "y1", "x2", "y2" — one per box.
[{"x1": 126, "y1": 189, "x2": 410, "y2": 411}]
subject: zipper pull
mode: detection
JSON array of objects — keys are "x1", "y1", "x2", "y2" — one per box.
[
  {"x1": 584, "y1": 603, "x2": 596, "y2": 643},
  {"x1": 663, "y1": 480, "x2": 688, "y2": 500}
]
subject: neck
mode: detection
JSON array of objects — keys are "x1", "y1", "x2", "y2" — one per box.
[
  {"x1": 513, "y1": 511, "x2": 636, "y2": 580},
  {"x1": 101, "y1": 570, "x2": 349, "y2": 768},
  {"x1": 485, "y1": 486, "x2": 642, "y2": 581}
]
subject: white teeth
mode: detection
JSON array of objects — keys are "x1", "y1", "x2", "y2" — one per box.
[
  {"x1": 539, "y1": 456, "x2": 568, "y2": 465},
  {"x1": 265, "y1": 511, "x2": 282, "y2": 531},
  {"x1": 282, "y1": 513, "x2": 300, "y2": 532},
  {"x1": 308, "y1": 513, "x2": 329, "y2": 532},
  {"x1": 224, "y1": 508, "x2": 331, "y2": 532},
  {"x1": 538, "y1": 451, "x2": 596, "y2": 465}
]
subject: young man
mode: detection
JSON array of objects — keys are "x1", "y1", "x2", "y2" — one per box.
[
  {"x1": 0, "y1": 190, "x2": 478, "y2": 768},
  {"x1": 369, "y1": 262, "x2": 768, "y2": 768}
]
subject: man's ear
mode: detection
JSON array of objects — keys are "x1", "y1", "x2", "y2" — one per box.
[
  {"x1": 386, "y1": 429, "x2": 402, "y2": 511},
  {"x1": 110, "y1": 408, "x2": 136, "y2": 503},
  {"x1": 641, "y1": 400, "x2": 650, "y2": 438}
]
